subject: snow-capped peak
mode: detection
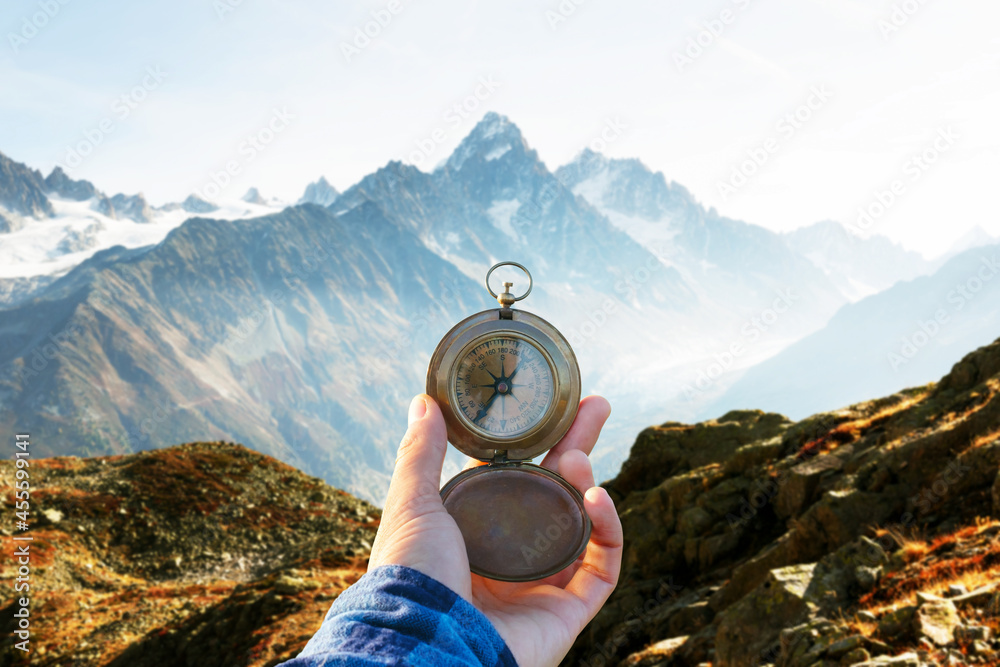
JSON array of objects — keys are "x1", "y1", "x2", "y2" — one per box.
[
  {"x1": 242, "y1": 187, "x2": 266, "y2": 205},
  {"x1": 298, "y1": 176, "x2": 340, "y2": 207},
  {"x1": 443, "y1": 112, "x2": 529, "y2": 172}
]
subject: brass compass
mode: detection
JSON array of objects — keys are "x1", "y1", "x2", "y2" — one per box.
[{"x1": 427, "y1": 261, "x2": 588, "y2": 581}]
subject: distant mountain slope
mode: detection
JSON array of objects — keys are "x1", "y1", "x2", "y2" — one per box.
[
  {"x1": 782, "y1": 220, "x2": 934, "y2": 300},
  {"x1": 554, "y1": 147, "x2": 846, "y2": 327},
  {"x1": 703, "y1": 242, "x2": 1000, "y2": 420},
  {"x1": 0, "y1": 203, "x2": 482, "y2": 501},
  {"x1": 0, "y1": 153, "x2": 292, "y2": 283},
  {"x1": 0, "y1": 150, "x2": 53, "y2": 222},
  {"x1": 299, "y1": 176, "x2": 340, "y2": 206},
  {"x1": 0, "y1": 114, "x2": 870, "y2": 492}
]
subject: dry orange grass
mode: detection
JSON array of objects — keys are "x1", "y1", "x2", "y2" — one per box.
[
  {"x1": 859, "y1": 519, "x2": 1000, "y2": 615},
  {"x1": 796, "y1": 393, "x2": 929, "y2": 460}
]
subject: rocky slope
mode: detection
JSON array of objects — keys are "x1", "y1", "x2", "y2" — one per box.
[
  {"x1": 0, "y1": 441, "x2": 379, "y2": 666},
  {"x1": 568, "y1": 336, "x2": 1000, "y2": 666}
]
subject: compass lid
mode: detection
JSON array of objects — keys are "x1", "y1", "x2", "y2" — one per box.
[{"x1": 440, "y1": 463, "x2": 591, "y2": 581}]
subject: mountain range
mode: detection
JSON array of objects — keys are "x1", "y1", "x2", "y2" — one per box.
[{"x1": 1, "y1": 112, "x2": 997, "y2": 500}]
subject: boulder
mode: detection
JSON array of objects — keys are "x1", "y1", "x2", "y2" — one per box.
[
  {"x1": 912, "y1": 598, "x2": 959, "y2": 646},
  {"x1": 715, "y1": 564, "x2": 819, "y2": 667},
  {"x1": 775, "y1": 454, "x2": 844, "y2": 519},
  {"x1": 853, "y1": 653, "x2": 924, "y2": 666},
  {"x1": 877, "y1": 605, "x2": 916, "y2": 640},
  {"x1": 621, "y1": 636, "x2": 688, "y2": 666}
]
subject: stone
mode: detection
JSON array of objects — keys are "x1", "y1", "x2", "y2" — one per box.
[
  {"x1": 825, "y1": 635, "x2": 863, "y2": 659},
  {"x1": 945, "y1": 584, "x2": 968, "y2": 597},
  {"x1": 804, "y1": 537, "x2": 888, "y2": 614},
  {"x1": 840, "y1": 647, "x2": 870, "y2": 664},
  {"x1": 678, "y1": 506, "x2": 714, "y2": 537},
  {"x1": 723, "y1": 436, "x2": 785, "y2": 474},
  {"x1": 668, "y1": 601, "x2": 714, "y2": 637},
  {"x1": 274, "y1": 574, "x2": 320, "y2": 595},
  {"x1": 950, "y1": 584, "x2": 998, "y2": 608},
  {"x1": 854, "y1": 652, "x2": 922, "y2": 666},
  {"x1": 969, "y1": 640, "x2": 991, "y2": 656},
  {"x1": 775, "y1": 454, "x2": 845, "y2": 519},
  {"x1": 42, "y1": 508, "x2": 64, "y2": 524},
  {"x1": 877, "y1": 605, "x2": 916, "y2": 640},
  {"x1": 715, "y1": 564, "x2": 819, "y2": 666},
  {"x1": 698, "y1": 530, "x2": 741, "y2": 570},
  {"x1": 954, "y1": 625, "x2": 991, "y2": 642},
  {"x1": 912, "y1": 598, "x2": 959, "y2": 646},
  {"x1": 622, "y1": 636, "x2": 689, "y2": 666}
]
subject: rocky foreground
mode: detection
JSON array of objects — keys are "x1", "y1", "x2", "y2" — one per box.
[
  {"x1": 2, "y1": 339, "x2": 999, "y2": 667},
  {"x1": 568, "y1": 338, "x2": 1000, "y2": 667},
  {"x1": 0, "y1": 443, "x2": 379, "y2": 666}
]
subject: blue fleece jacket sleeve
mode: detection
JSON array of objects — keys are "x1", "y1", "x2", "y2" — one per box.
[{"x1": 275, "y1": 564, "x2": 518, "y2": 667}]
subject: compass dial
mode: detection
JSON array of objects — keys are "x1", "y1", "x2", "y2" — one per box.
[{"x1": 454, "y1": 335, "x2": 554, "y2": 437}]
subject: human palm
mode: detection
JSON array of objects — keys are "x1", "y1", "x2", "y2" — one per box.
[{"x1": 369, "y1": 394, "x2": 622, "y2": 667}]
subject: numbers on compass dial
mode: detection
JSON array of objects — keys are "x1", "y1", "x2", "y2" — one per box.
[{"x1": 454, "y1": 336, "x2": 554, "y2": 437}]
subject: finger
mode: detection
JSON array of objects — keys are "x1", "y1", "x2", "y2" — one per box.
[
  {"x1": 564, "y1": 487, "x2": 623, "y2": 614},
  {"x1": 384, "y1": 395, "x2": 449, "y2": 512},
  {"x1": 539, "y1": 395, "x2": 611, "y2": 470},
  {"x1": 558, "y1": 449, "x2": 595, "y2": 493}
]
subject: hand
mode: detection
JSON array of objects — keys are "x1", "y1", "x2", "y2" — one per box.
[{"x1": 369, "y1": 394, "x2": 623, "y2": 667}]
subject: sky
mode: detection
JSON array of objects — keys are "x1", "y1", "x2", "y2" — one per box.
[{"x1": 2, "y1": 0, "x2": 998, "y2": 257}]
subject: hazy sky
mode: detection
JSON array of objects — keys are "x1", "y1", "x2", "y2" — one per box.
[{"x1": 2, "y1": 0, "x2": 997, "y2": 256}]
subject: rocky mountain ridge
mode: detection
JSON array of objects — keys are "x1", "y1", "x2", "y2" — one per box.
[
  {"x1": 0, "y1": 441, "x2": 379, "y2": 666},
  {"x1": 569, "y1": 335, "x2": 1000, "y2": 666}
]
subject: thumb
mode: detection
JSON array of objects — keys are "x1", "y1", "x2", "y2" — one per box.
[{"x1": 386, "y1": 395, "x2": 449, "y2": 509}]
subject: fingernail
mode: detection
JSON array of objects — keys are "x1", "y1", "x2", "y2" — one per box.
[{"x1": 408, "y1": 395, "x2": 427, "y2": 425}]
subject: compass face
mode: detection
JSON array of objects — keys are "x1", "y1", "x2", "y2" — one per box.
[{"x1": 454, "y1": 335, "x2": 555, "y2": 438}]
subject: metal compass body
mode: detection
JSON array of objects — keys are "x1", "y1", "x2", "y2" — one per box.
[{"x1": 426, "y1": 262, "x2": 587, "y2": 582}]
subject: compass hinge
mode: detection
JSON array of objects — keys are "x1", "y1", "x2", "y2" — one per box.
[
  {"x1": 490, "y1": 450, "x2": 510, "y2": 465},
  {"x1": 499, "y1": 307, "x2": 513, "y2": 320}
]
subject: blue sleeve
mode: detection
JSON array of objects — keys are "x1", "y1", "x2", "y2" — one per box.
[{"x1": 275, "y1": 564, "x2": 518, "y2": 667}]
